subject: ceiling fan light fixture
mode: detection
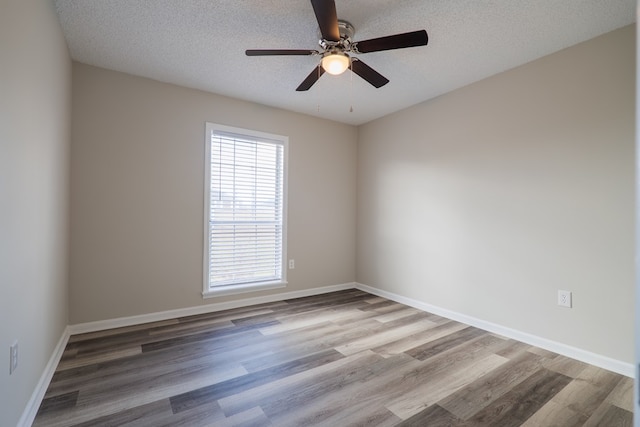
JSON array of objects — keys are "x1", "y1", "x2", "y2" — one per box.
[{"x1": 321, "y1": 52, "x2": 350, "y2": 75}]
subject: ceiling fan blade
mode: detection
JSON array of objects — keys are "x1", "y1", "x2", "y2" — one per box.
[
  {"x1": 246, "y1": 49, "x2": 318, "y2": 56},
  {"x1": 350, "y1": 59, "x2": 389, "y2": 88},
  {"x1": 296, "y1": 66, "x2": 325, "y2": 91},
  {"x1": 355, "y1": 30, "x2": 428, "y2": 53},
  {"x1": 310, "y1": 0, "x2": 340, "y2": 42}
]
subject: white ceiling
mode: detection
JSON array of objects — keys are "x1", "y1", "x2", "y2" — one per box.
[{"x1": 54, "y1": 0, "x2": 635, "y2": 126}]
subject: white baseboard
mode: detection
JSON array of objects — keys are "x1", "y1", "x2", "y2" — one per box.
[
  {"x1": 355, "y1": 283, "x2": 634, "y2": 378},
  {"x1": 69, "y1": 281, "x2": 634, "y2": 377},
  {"x1": 69, "y1": 282, "x2": 356, "y2": 335},
  {"x1": 18, "y1": 326, "x2": 71, "y2": 427}
]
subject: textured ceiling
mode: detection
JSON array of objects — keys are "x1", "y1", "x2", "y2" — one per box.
[{"x1": 54, "y1": 0, "x2": 635, "y2": 125}]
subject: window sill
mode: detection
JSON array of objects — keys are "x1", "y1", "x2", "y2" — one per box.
[{"x1": 202, "y1": 281, "x2": 287, "y2": 298}]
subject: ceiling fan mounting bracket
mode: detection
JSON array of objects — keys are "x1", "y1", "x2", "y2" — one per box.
[
  {"x1": 319, "y1": 20, "x2": 355, "y2": 52},
  {"x1": 318, "y1": 20, "x2": 354, "y2": 41},
  {"x1": 338, "y1": 20, "x2": 355, "y2": 40}
]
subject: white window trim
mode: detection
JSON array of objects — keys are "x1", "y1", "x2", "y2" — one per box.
[{"x1": 202, "y1": 122, "x2": 288, "y2": 299}]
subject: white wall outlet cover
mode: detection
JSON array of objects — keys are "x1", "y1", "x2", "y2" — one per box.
[
  {"x1": 558, "y1": 290, "x2": 572, "y2": 308},
  {"x1": 9, "y1": 342, "x2": 18, "y2": 374}
]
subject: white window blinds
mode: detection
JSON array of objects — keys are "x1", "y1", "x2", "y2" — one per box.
[{"x1": 206, "y1": 127, "x2": 285, "y2": 291}]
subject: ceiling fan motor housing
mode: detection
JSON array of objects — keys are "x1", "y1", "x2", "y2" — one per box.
[
  {"x1": 319, "y1": 20, "x2": 355, "y2": 51},
  {"x1": 338, "y1": 20, "x2": 355, "y2": 39}
]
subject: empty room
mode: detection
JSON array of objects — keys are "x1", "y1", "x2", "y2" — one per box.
[{"x1": 1, "y1": 0, "x2": 636, "y2": 426}]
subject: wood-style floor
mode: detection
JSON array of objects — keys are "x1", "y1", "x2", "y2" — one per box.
[{"x1": 34, "y1": 289, "x2": 633, "y2": 426}]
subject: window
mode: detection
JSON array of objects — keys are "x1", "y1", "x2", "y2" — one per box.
[{"x1": 203, "y1": 123, "x2": 287, "y2": 297}]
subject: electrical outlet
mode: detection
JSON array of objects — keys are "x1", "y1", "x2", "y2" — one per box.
[
  {"x1": 558, "y1": 290, "x2": 572, "y2": 308},
  {"x1": 288, "y1": 259, "x2": 295, "y2": 269},
  {"x1": 9, "y1": 342, "x2": 18, "y2": 374}
]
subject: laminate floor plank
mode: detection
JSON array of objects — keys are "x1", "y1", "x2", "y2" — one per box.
[
  {"x1": 207, "y1": 406, "x2": 272, "y2": 427},
  {"x1": 239, "y1": 323, "x2": 371, "y2": 373},
  {"x1": 372, "y1": 320, "x2": 468, "y2": 358},
  {"x1": 528, "y1": 346, "x2": 558, "y2": 358},
  {"x1": 386, "y1": 353, "x2": 509, "y2": 419},
  {"x1": 145, "y1": 318, "x2": 246, "y2": 339},
  {"x1": 371, "y1": 306, "x2": 420, "y2": 322},
  {"x1": 61, "y1": 398, "x2": 177, "y2": 427},
  {"x1": 57, "y1": 346, "x2": 143, "y2": 371},
  {"x1": 543, "y1": 354, "x2": 589, "y2": 378},
  {"x1": 169, "y1": 348, "x2": 345, "y2": 414},
  {"x1": 549, "y1": 365, "x2": 622, "y2": 419},
  {"x1": 261, "y1": 353, "x2": 419, "y2": 426},
  {"x1": 438, "y1": 350, "x2": 547, "y2": 420},
  {"x1": 357, "y1": 299, "x2": 399, "y2": 311},
  {"x1": 395, "y1": 404, "x2": 467, "y2": 427},
  {"x1": 520, "y1": 399, "x2": 587, "y2": 427},
  {"x1": 284, "y1": 399, "x2": 403, "y2": 427},
  {"x1": 466, "y1": 368, "x2": 573, "y2": 426},
  {"x1": 335, "y1": 318, "x2": 438, "y2": 356},
  {"x1": 586, "y1": 403, "x2": 633, "y2": 427},
  {"x1": 218, "y1": 350, "x2": 385, "y2": 417},
  {"x1": 52, "y1": 363, "x2": 245, "y2": 427},
  {"x1": 36, "y1": 390, "x2": 80, "y2": 414},
  {"x1": 496, "y1": 340, "x2": 533, "y2": 359},
  {"x1": 403, "y1": 326, "x2": 487, "y2": 361},
  {"x1": 259, "y1": 308, "x2": 368, "y2": 335},
  {"x1": 141, "y1": 319, "x2": 280, "y2": 353},
  {"x1": 223, "y1": 317, "x2": 370, "y2": 374},
  {"x1": 45, "y1": 332, "x2": 256, "y2": 398},
  {"x1": 607, "y1": 376, "x2": 635, "y2": 412},
  {"x1": 67, "y1": 319, "x2": 180, "y2": 343},
  {"x1": 379, "y1": 311, "x2": 436, "y2": 327},
  {"x1": 33, "y1": 290, "x2": 633, "y2": 426},
  {"x1": 363, "y1": 295, "x2": 388, "y2": 304},
  {"x1": 67, "y1": 330, "x2": 156, "y2": 357},
  {"x1": 278, "y1": 291, "x2": 372, "y2": 313}
]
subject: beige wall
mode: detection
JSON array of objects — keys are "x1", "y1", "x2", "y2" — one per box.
[
  {"x1": 0, "y1": 0, "x2": 71, "y2": 425},
  {"x1": 357, "y1": 25, "x2": 635, "y2": 363},
  {"x1": 69, "y1": 63, "x2": 357, "y2": 323}
]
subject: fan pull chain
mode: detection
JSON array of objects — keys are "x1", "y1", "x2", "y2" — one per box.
[
  {"x1": 349, "y1": 60, "x2": 353, "y2": 113},
  {"x1": 317, "y1": 63, "x2": 321, "y2": 113}
]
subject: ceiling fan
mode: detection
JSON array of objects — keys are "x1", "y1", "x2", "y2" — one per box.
[{"x1": 245, "y1": 0, "x2": 429, "y2": 91}]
